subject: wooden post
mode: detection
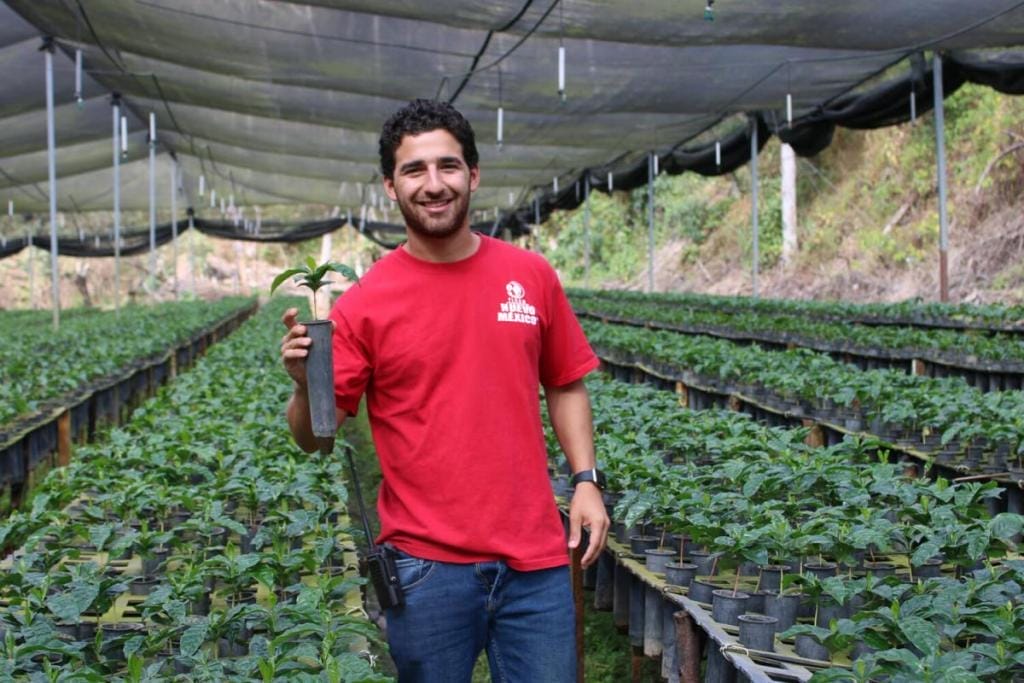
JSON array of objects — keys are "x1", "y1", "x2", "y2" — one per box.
[
  {"x1": 631, "y1": 645, "x2": 645, "y2": 683},
  {"x1": 803, "y1": 419, "x2": 824, "y2": 448},
  {"x1": 674, "y1": 611, "x2": 701, "y2": 683},
  {"x1": 572, "y1": 543, "x2": 585, "y2": 683},
  {"x1": 675, "y1": 381, "x2": 689, "y2": 409},
  {"x1": 613, "y1": 560, "x2": 631, "y2": 632},
  {"x1": 57, "y1": 410, "x2": 72, "y2": 468},
  {"x1": 169, "y1": 351, "x2": 177, "y2": 379},
  {"x1": 595, "y1": 552, "x2": 614, "y2": 611},
  {"x1": 911, "y1": 358, "x2": 926, "y2": 376}
]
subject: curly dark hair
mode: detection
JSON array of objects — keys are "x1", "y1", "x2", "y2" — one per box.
[{"x1": 378, "y1": 99, "x2": 479, "y2": 179}]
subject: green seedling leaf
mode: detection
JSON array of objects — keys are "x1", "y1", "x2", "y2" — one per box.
[
  {"x1": 46, "y1": 582, "x2": 100, "y2": 622},
  {"x1": 897, "y1": 615, "x2": 940, "y2": 656},
  {"x1": 989, "y1": 513, "x2": 1024, "y2": 541},
  {"x1": 327, "y1": 263, "x2": 359, "y2": 284},
  {"x1": 911, "y1": 542, "x2": 942, "y2": 568},
  {"x1": 180, "y1": 619, "x2": 210, "y2": 658},
  {"x1": 269, "y1": 268, "x2": 307, "y2": 295}
]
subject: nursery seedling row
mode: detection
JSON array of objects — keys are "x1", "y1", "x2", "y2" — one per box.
[
  {"x1": 571, "y1": 290, "x2": 1024, "y2": 388},
  {"x1": 582, "y1": 319, "x2": 1024, "y2": 483},
  {"x1": 568, "y1": 288, "x2": 1024, "y2": 335},
  {"x1": 547, "y1": 374, "x2": 1024, "y2": 682},
  {"x1": 0, "y1": 298, "x2": 258, "y2": 516},
  {"x1": 0, "y1": 297, "x2": 257, "y2": 427},
  {"x1": 0, "y1": 299, "x2": 391, "y2": 682}
]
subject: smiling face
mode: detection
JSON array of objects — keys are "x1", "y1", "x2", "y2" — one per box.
[{"x1": 382, "y1": 128, "x2": 480, "y2": 241}]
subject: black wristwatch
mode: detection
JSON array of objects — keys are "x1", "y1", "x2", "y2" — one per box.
[{"x1": 570, "y1": 468, "x2": 606, "y2": 491}]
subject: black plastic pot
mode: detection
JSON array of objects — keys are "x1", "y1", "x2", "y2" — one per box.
[
  {"x1": 629, "y1": 535, "x2": 659, "y2": 555},
  {"x1": 664, "y1": 562, "x2": 698, "y2": 588},
  {"x1": 100, "y1": 622, "x2": 146, "y2": 662},
  {"x1": 711, "y1": 589, "x2": 750, "y2": 626},
  {"x1": 815, "y1": 597, "x2": 848, "y2": 628},
  {"x1": 763, "y1": 591, "x2": 801, "y2": 631},
  {"x1": 757, "y1": 564, "x2": 792, "y2": 592},
  {"x1": 864, "y1": 561, "x2": 897, "y2": 577},
  {"x1": 746, "y1": 589, "x2": 774, "y2": 615},
  {"x1": 226, "y1": 589, "x2": 259, "y2": 607},
  {"x1": 551, "y1": 475, "x2": 570, "y2": 497},
  {"x1": 644, "y1": 548, "x2": 675, "y2": 575},
  {"x1": 668, "y1": 533, "x2": 687, "y2": 553},
  {"x1": 738, "y1": 614, "x2": 777, "y2": 652},
  {"x1": 240, "y1": 525, "x2": 262, "y2": 554},
  {"x1": 688, "y1": 550, "x2": 718, "y2": 576},
  {"x1": 688, "y1": 578, "x2": 718, "y2": 604},
  {"x1": 303, "y1": 319, "x2": 337, "y2": 454},
  {"x1": 737, "y1": 560, "x2": 760, "y2": 577},
  {"x1": 614, "y1": 521, "x2": 641, "y2": 545},
  {"x1": 912, "y1": 557, "x2": 944, "y2": 579},
  {"x1": 802, "y1": 561, "x2": 837, "y2": 580},
  {"x1": 851, "y1": 640, "x2": 876, "y2": 661},
  {"x1": 129, "y1": 575, "x2": 161, "y2": 596},
  {"x1": 794, "y1": 633, "x2": 829, "y2": 661}
]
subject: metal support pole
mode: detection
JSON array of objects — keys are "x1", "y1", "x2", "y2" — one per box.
[
  {"x1": 44, "y1": 41, "x2": 60, "y2": 329},
  {"x1": 148, "y1": 113, "x2": 157, "y2": 294},
  {"x1": 188, "y1": 211, "x2": 196, "y2": 296},
  {"x1": 750, "y1": 120, "x2": 760, "y2": 299},
  {"x1": 170, "y1": 159, "x2": 179, "y2": 298},
  {"x1": 583, "y1": 175, "x2": 591, "y2": 288},
  {"x1": 648, "y1": 153, "x2": 655, "y2": 293},
  {"x1": 112, "y1": 98, "x2": 122, "y2": 314},
  {"x1": 534, "y1": 196, "x2": 542, "y2": 253},
  {"x1": 27, "y1": 233, "x2": 36, "y2": 310},
  {"x1": 933, "y1": 53, "x2": 950, "y2": 302}
]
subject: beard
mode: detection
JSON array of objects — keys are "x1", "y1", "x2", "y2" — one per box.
[{"x1": 396, "y1": 191, "x2": 471, "y2": 241}]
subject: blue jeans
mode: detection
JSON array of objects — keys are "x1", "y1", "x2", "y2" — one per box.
[{"x1": 384, "y1": 547, "x2": 577, "y2": 683}]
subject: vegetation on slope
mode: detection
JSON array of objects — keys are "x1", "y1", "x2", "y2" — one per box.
[{"x1": 542, "y1": 83, "x2": 1024, "y2": 303}]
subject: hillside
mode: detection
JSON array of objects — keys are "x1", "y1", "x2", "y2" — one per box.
[{"x1": 542, "y1": 82, "x2": 1024, "y2": 305}]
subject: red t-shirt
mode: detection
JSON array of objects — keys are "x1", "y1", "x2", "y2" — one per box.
[{"x1": 328, "y1": 235, "x2": 598, "y2": 571}]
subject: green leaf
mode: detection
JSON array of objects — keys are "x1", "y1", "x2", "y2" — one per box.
[
  {"x1": 179, "y1": 619, "x2": 210, "y2": 658},
  {"x1": 742, "y1": 472, "x2": 766, "y2": 498},
  {"x1": 989, "y1": 513, "x2": 1024, "y2": 540},
  {"x1": 911, "y1": 542, "x2": 942, "y2": 568},
  {"x1": 898, "y1": 616, "x2": 940, "y2": 656},
  {"x1": 216, "y1": 516, "x2": 249, "y2": 537},
  {"x1": 270, "y1": 268, "x2": 307, "y2": 294},
  {"x1": 46, "y1": 582, "x2": 100, "y2": 622},
  {"x1": 327, "y1": 263, "x2": 360, "y2": 284},
  {"x1": 305, "y1": 256, "x2": 317, "y2": 271},
  {"x1": 30, "y1": 494, "x2": 52, "y2": 518},
  {"x1": 967, "y1": 528, "x2": 990, "y2": 561},
  {"x1": 249, "y1": 634, "x2": 270, "y2": 659},
  {"x1": 123, "y1": 634, "x2": 145, "y2": 660},
  {"x1": 88, "y1": 523, "x2": 113, "y2": 550}
]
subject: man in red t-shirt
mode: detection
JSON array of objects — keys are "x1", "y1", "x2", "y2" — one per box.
[{"x1": 280, "y1": 99, "x2": 608, "y2": 682}]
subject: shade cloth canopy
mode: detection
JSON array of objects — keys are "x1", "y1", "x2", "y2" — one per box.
[{"x1": 1, "y1": 0, "x2": 1024, "y2": 244}]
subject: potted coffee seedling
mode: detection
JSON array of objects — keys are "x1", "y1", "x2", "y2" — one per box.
[{"x1": 271, "y1": 258, "x2": 359, "y2": 454}]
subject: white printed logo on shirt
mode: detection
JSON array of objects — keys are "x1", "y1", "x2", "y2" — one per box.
[{"x1": 497, "y1": 280, "x2": 538, "y2": 325}]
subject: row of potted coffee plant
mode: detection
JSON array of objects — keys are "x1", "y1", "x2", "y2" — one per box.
[
  {"x1": 0, "y1": 296, "x2": 256, "y2": 427},
  {"x1": 0, "y1": 298, "x2": 391, "y2": 682},
  {"x1": 570, "y1": 289, "x2": 1024, "y2": 368},
  {"x1": 581, "y1": 319, "x2": 1024, "y2": 477},
  {"x1": 549, "y1": 374, "x2": 1024, "y2": 681},
  {"x1": 567, "y1": 288, "x2": 1024, "y2": 333}
]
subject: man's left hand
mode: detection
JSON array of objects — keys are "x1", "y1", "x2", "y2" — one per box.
[{"x1": 568, "y1": 483, "x2": 609, "y2": 569}]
